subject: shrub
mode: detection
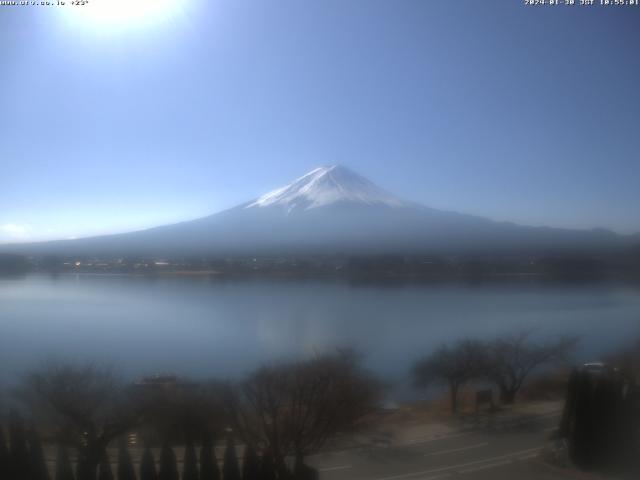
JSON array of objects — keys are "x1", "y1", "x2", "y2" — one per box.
[
  {"x1": 117, "y1": 443, "x2": 136, "y2": 480},
  {"x1": 182, "y1": 440, "x2": 198, "y2": 480},
  {"x1": 55, "y1": 446, "x2": 75, "y2": 480},
  {"x1": 222, "y1": 438, "x2": 241, "y2": 480},
  {"x1": 140, "y1": 445, "x2": 157, "y2": 480}
]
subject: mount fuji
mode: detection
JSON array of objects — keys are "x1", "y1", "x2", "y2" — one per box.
[{"x1": 2, "y1": 165, "x2": 634, "y2": 257}]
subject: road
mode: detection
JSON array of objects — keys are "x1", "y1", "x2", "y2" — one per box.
[{"x1": 308, "y1": 410, "x2": 576, "y2": 480}]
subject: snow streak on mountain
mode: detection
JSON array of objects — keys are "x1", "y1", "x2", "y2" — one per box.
[{"x1": 245, "y1": 165, "x2": 407, "y2": 212}]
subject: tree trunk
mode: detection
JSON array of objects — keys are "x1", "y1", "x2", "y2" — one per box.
[
  {"x1": 450, "y1": 383, "x2": 459, "y2": 414},
  {"x1": 500, "y1": 387, "x2": 517, "y2": 404},
  {"x1": 77, "y1": 436, "x2": 107, "y2": 480},
  {"x1": 293, "y1": 453, "x2": 304, "y2": 479},
  {"x1": 275, "y1": 454, "x2": 290, "y2": 479},
  {"x1": 294, "y1": 453, "x2": 318, "y2": 480},
  {"x1": 76, "y1": 455, "x2": 98, "y2": 480}
]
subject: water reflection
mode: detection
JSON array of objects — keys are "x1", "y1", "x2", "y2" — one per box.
[{"x1": 0, "y1": 274, "x2": 639, "y2": 397}]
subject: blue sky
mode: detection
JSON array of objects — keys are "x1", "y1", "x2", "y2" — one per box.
[{"x1": 1, "y1": 0, "x2": 639, "y2": 243}]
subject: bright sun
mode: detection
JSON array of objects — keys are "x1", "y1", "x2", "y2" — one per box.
[{"x1": 66, "y1": 0, "x2": 182, "y2": 29}]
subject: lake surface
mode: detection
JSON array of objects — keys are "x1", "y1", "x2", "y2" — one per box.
[{"x1": 1, "y1": 274, "x2": 639, "y2": 397}]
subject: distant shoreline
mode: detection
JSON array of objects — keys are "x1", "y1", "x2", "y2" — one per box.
[{"x1": 3, "y1": 270, "x2": 639, "y2": 287}]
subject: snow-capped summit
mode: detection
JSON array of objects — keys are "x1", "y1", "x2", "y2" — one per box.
[{"x1": 245, "y1": 165, "x2": 407, "y2": 212}]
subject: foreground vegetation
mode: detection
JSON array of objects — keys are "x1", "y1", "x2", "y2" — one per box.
[
  {"x1": 0, "y1": 351, "x2": 379, "y2": 480},
  {"x1": 557, "y1": 340, "x2": 640, "y2": 474},
  {"x1": 2, "y1": 334, "x2": 639, "y2": 479}
]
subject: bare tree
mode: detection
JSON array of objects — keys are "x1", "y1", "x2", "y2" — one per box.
[
  {"x1": 284, "y1": 352, "x2": 379, "y2": 462},
  {"x1": 133, "y1": 377, "x2": 226, "y2": 445},
  {"x1": 413, "y1": 339, "x2": 486, "y2": 414},
  {"x1": 483, "y1": 332, "x2": 577, "y2": 404},
  {"x1": 228, "y1": 351, "x2": 380, "y2": 473},
  {"x1": 19, "y1": 362, "x2": 141, "y2": 479}
]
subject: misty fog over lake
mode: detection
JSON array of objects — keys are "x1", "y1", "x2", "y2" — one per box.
[{"x1": 1, "y1": 274, "x2": 638, "y2": 397}]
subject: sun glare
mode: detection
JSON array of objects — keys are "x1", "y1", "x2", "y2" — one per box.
[{"x1": 65, "y1": 0, "x2": 183, "y2": 29}]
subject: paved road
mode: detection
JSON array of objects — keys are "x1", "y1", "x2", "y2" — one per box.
[{"x1": 308, "y1": 411, "x2": 575, "y2": 480}]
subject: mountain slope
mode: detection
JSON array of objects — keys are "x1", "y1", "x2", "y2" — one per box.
[{"x1": 2, "y1": 165, "x2": 635, "y2": 257}]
